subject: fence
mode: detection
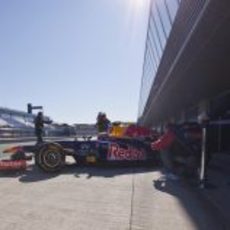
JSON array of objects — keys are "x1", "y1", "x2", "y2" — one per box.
[{"x1": 0, "y1": 127, "x2": 34, "y2": 138}]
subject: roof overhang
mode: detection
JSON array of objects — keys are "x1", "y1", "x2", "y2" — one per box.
[{"x1": 140, "y1": 1, "x2": 230, "y2": 126}]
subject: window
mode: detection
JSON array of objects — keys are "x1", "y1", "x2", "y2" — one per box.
[
  {"x1": 165, "y1": 0, "x2": 179, "y2": 22},
  {"x1": 147, "y1": 33, "x2": 158, "y2": 72},
  {"x1": 150, "y1": 15, "x2": 163, "y2": 56},
  {"x1": 138, "y1": 0, "x2": 181, "y2": 118},
  {"x1": 148, "y1": 25, "x2": 161, "y2": 63},
  {"x1": 151, "y1": 7, "x2": 165, "y2": 51},
  {"x1": 157, "y1": 0, "x2": 172, "y2": 38}
]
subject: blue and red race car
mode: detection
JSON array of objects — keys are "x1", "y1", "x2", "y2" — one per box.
[{"x1": 1, "y1": 125, "x2": 160, "y2": 172}]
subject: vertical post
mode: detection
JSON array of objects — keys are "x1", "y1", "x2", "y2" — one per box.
[
  {"x1": 218, "y1": 116, "x2": 222, "y2": 153},
  {"x1": 199, "y1": 124, "x2": 207, "y2": 188}
]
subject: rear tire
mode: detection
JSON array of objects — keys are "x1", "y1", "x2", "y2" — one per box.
[{"x1": 35, "y1": 143, "x2": 65, "y2": 172}]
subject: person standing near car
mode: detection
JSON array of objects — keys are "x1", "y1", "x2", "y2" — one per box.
[
  {"x1": 96, "y1": 112, "x2": 111, "y2": 135},
  {"x1": 151, "y1": 123, "x2": 180, "y2": 180},
  {"x1": 34, "y1": 112, "x2": 44, "y2": 143}
]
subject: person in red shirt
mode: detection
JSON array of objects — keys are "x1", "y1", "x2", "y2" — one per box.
[{"x1": 151, "y1": 123, "x2": 179, "y2": 180}]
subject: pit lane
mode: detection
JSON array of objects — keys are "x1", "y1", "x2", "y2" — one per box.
[{"x1": 0, "y1": 142, "x2": 222, "y2": 230}]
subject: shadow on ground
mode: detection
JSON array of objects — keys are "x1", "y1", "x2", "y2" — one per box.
[
  {"x1": 153, "y1": 175, "x2": 226, "y2": 230},
  {"x1": 0, "y1": 162, "x2": 158, "y2": 183}
]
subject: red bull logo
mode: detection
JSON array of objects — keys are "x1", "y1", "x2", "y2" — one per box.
[{"x1": 107, "y1": 143, "x2": 145, "y2": 161}]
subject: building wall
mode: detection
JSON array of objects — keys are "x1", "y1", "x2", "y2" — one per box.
[
  {"x1": 138, "y1": 0, "x2": 181, "y2": 117},
  {"x1": 138, "y1": 0, "x2": 230, "y2": 127}
]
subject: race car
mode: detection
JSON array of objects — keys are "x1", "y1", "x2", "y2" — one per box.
[
  {"x1": 1, "y1": 125, "x2": 159, "y2": 172},
  {"x1": 2, "y1": 137, "x2": 158, "y2": 172}
]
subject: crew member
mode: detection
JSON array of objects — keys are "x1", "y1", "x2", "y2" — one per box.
[
  {"x1": 34, "y1": 112, "x2": 44, "y2": 143},
  {"x1": 151, "y1": 123, "x2": 178, "y2": 180},
  {"x1": 96, "y1": 112, "x2": 111, "y2": 134}
]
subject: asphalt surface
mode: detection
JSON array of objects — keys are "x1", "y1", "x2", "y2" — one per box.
[{"x1": 0, "y1": 142, "x2": 224, "y2": 230}]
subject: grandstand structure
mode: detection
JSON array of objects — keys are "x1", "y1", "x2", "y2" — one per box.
[
  {"x1": 0, "y1": 107, "x2": 75, "y2": 139},
  {"x1": 74, "y1": 124, "x2": 97, "y2": 137}
]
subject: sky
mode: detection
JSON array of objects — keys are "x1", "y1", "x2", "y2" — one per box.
[{"x1": 0, "y1": 0, "x2": 150, "y2": 124}]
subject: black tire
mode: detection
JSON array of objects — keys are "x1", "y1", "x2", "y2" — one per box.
[{"x1": 35, "y1": 143, "x2": 65, "y2": 172}]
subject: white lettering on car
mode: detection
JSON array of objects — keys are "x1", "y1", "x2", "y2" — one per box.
[{"x1": 107, "y1": 143, "x2": 146, "y2": 161}]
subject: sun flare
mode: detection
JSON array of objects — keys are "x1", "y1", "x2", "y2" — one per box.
[
  {"x1": 132, "y1": 0, "x2": 145, "y2": 9},
  {"x1": 124, "y1": 0, "x2": 150, "y2": 42}
]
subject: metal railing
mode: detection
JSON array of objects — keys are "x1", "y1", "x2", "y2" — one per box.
[{"x1": 0, "y1": 127, "x2": 34, "y2": 138}]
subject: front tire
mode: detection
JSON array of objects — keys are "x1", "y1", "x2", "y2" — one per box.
[{"x1": 35, "y1": 143, "x2": 65, "y2": 172}]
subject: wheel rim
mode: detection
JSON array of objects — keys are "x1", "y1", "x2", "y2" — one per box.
[{"x1": 42, "y1": 150, "x2": 62, "y2": 168}]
